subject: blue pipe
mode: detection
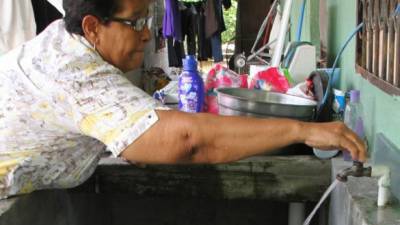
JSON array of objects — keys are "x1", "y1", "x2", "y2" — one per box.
[
  {"x1": 319, "y1": 22, "x2": 364, "y2": 115},
  {"x1": 296, "y1": 0, "x2": 307, "y2": 42}
]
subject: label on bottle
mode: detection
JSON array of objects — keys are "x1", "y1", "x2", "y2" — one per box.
[{"x1": 178, "y1": 74, "x2": 203, "y2": 113}]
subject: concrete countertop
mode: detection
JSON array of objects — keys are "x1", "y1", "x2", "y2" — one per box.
[
  {"x1": 0, "y1": 199, "x2": 16, "y2": 218},
  {"x1": 73, "y1": 155, "x2": 332, "y2": 202},
  {"x1": 330, "y1": 158, "x2": 400, "y2": 225},
  {"x1": 0, "y1": 155, "x2": 331, "y2": 218}
]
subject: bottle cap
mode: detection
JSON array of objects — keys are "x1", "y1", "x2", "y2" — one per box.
[{"x1": 183, "y1": 55, "x2": 198, "y2": 71}]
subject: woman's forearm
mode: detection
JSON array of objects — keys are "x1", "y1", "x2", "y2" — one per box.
[
  {"x1": 121, "y1": 110, "x2": 366, "y2": 165},
  {"x1": 188, "y1": 113, "x2": 304, "y2": 163}
]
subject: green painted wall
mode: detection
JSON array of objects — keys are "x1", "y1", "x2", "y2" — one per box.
[
  {"x1": 290, "y1": 0, "x2": 321, "y2": 56},
  {"x1": 292, "y1": 0, "x2": 400, "y2": 154},
  {"x1": 325, "y1": 0, "x2": 400, "y2": 154}
]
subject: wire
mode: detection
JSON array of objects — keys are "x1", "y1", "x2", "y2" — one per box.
[
  {"x1": 318, "y1": 22, "x2": 364, "y2": 115},
  {"x1": 296, "y1": 0, "x2": 307, "y2": 42}
]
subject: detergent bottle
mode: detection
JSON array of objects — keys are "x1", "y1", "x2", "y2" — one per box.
[{"x1": 178, "y1": 55, "x2": 204, "y2": 113}]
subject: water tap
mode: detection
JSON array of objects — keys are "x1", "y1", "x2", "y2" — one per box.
[
  {"x1": 336, "y1": 162, "x2": 391, "y2": 207},
  {"x1": 336, "y1": 161, "x2": 372, "y2": 182}
]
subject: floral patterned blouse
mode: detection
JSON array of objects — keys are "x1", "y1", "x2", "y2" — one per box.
[{"x1": 0, "y1": 20, "x2": 165, "y2": 199}]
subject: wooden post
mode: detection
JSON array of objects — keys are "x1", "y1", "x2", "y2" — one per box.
[
  {"x1": 372, "y1": 0, "x2": 380, "y2": 76},
  {"x1": 394, "y1": 14, "x2": 400, "y2": 87},
  {"x1": 378, "y1": 0, "x2": 389, "y2": 79}
]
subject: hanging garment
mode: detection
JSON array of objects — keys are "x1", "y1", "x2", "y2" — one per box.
[
  {"x1": 181, "y1": 3, "x2": 200, "y2": 55},
  {"x1": 204, "y1": 0, "x2": 219, "y2": 38},
  {"x1": 0, "y1": 0, "x2": 36, "y2": 55},
  {"x1": 31, "y1": 0, "x2": 63, "y2": 34},
  {"x1": 205, "y1": 0, "x2": 230, "y2": 37},
  {"x1": 211, "y1": 32, "x2": 223, "y2": 62},
  {"x1": 167, "y1": 38, "x2": 185, "y2": 67},
  {"x1": 197, "y1": 3, "x2": 213, "y2": 61},
  {"x1": 47, "y1": 0, "x2": 65, "y2": 16},
  {"x1": 205, "y1": 0, "x2": 227, "y2": 62},
  {"x1": 163, "y1": 0, "x2": 182, "y2": 41}
]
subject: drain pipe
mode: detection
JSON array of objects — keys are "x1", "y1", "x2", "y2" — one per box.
[
  {"x1": 289, "y1": 202, "x2": 305, "y2": 225},
  {"x1": 371, "y1": 165, "x2": 391, "y2": 207}
]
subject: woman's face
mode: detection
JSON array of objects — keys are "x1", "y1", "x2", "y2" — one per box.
[{"x1": 96, "y1": 0, "x2": 151, "y2": 73}]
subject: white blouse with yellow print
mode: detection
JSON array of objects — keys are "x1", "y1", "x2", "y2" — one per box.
[{"x1": 0, "y1": 19, "x2": 166, "y2": 199}]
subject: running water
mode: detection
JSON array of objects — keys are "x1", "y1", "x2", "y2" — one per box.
[{"x1": 303, "y1": 179, "x2": 340, "y2": 225}]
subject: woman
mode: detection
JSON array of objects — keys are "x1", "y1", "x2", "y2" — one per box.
[{"x1": 0, "y1": 0, "x2": 366, "y2": 199}]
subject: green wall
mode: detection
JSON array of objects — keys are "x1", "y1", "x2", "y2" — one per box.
[
  {"x1": 325, "y1": 0, "x2": 400, "y2": 154},
  {"x1": 292, "y1": 0, "x2": 400, "y2": 154}
]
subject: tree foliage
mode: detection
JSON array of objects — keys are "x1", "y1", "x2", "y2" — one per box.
[{"x1": 222, "y1": 0, "x2": 237, "y2": 43}]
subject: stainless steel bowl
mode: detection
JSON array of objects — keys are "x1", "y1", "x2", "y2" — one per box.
[{"x1": 216, "y1": 88, "x2": 317, "y2": 121}]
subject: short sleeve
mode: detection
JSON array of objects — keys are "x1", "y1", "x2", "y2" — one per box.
[{"x1": 70, "y1": 73, "x2": 169, "y2": 157}]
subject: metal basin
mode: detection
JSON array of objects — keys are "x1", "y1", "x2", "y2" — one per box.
[{"x1": 216, "y1": 88, "x2": 317, "y2": 121}]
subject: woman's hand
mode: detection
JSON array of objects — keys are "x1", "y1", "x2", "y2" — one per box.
[{"x1": 302, "y1": 121, "x2": 367, "y2": 162}]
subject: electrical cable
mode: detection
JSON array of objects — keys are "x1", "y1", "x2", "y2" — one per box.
[
  {"x1": 296, "y1": 0, "x2": 307, "y2": 42},
  {"x1": 318, "y1": 22, "x2": 364, "y2": 115}
]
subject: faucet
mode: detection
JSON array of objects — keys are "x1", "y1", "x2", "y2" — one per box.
[
  {"x1": 336, "y1": 161, "x2": 372, "y2": 182},
  {"x1": 336, "y1": 161, "x2": 391, "y2": 207}
]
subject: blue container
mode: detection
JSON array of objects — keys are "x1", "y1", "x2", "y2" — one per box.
[{"x1": 178, "y1": 55, "x2": 204, "y2": 113}]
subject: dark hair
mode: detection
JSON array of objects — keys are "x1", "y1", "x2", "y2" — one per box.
[{"x1": 63, "y1": 0, "x2": 121, "y2": 35}]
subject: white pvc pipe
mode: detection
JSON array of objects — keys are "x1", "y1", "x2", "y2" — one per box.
[
  {"x1": 288, "y1": 202, "x2": 305, "y2": 225},
  {"x1": 377, "y1": 178, "x2": 391, "y2": 207},
  {"x1": 371, "y1": 165, "x2": 391, "y2": 207},
  {"x1": 271, "y1": 0, "x2": 294, "y2": 67}
]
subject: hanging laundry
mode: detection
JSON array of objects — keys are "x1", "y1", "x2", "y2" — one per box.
[
  {"x1": 47, "y1": 0, "x2": 65, "y2": 16},
  {"x1": 197, "y1": 3, "x2": 213, "y2": 61},
  {"x1": 163, "y1": 0, "x2": 182, "y2": 41},
  {"x1": 205, "y1": 0, "x2": 231, "y2": 62},
  {"x1": 0, "y1": 0, "x2": 36, "y2": 55},
  {"x1": 167, "y1": 38, "x2": 185, "y2": 67},
  {"x1": 164, "y1": 0, "x2": 230, "y2": 66},
  {"x1": 31, "y1": 0, "x2": 63, "y2": 34}
]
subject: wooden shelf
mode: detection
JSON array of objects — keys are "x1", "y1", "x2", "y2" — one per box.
[{"x1": 356, "y1": 64, "x2": 400, "y2": 96}]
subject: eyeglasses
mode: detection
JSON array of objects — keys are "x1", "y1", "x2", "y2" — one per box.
[{"x1": 103, "y1": 16, "x2": 153, "y2": 32}]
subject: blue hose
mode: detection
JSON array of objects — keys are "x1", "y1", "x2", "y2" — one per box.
[
  {"x1": 318, "y1": 22, "x2": 364, "y2": 115},
  {"x1": 296, "y1": 0, "x2": 307, "y2": 42}
]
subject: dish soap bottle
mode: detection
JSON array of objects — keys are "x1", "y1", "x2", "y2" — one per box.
[
  {"x1": 178, "y1": 55, "x2": 204, "y2": 113},
  {"x1": 343, "y1": 90, "x2": 365, "y2": 161}
]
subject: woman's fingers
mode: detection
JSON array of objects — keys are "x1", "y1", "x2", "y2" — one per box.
[
  {"x1": 343, "y1": 129, "x2": 367, "y2": 162},
  {"x1": 304, "y1": 122, "x2": 367, "y2": 162}
]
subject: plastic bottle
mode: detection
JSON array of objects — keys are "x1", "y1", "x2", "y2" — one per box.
[
  {"x1": 178, "y1": 55, "x2": 204, "y2": 113},
  {"x1": 343, "y1": 90, "x2": 365, "y2": 161}
]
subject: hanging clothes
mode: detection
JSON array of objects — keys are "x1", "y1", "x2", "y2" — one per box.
[
  {"x1": 205, "y1": 0, "x2": 230, "y2": 38},
  {"x1": 204, "y1": 0, "x2": 218, "y2": 38},
  {"x1": 197, "y1": 3, "x2": 213, "y2": 61},
  {"x1": 46, "y1": 0, "x2": 65, "y2": 16},
  {"x1": 0, "y1": 0, "x2": 36, "y2": 55},
  {"x1": 205, "y1": 0, "x2": 230, "y2": 62},
  {"x1": 181, "y1": 3, "x2": 199, "y2": 55},
  {"x1": 167, "y1": 38, "x2": 185, "y2": 67},
  {"x1": 164, "y1": 0, "x2": 230, "y2": 65},
  {"x1": 163, "y1": 0, "x2": 182, "y2": 41},
  {"x1": 31, "y1": 0, "x2": 63, "y2": 34}
]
